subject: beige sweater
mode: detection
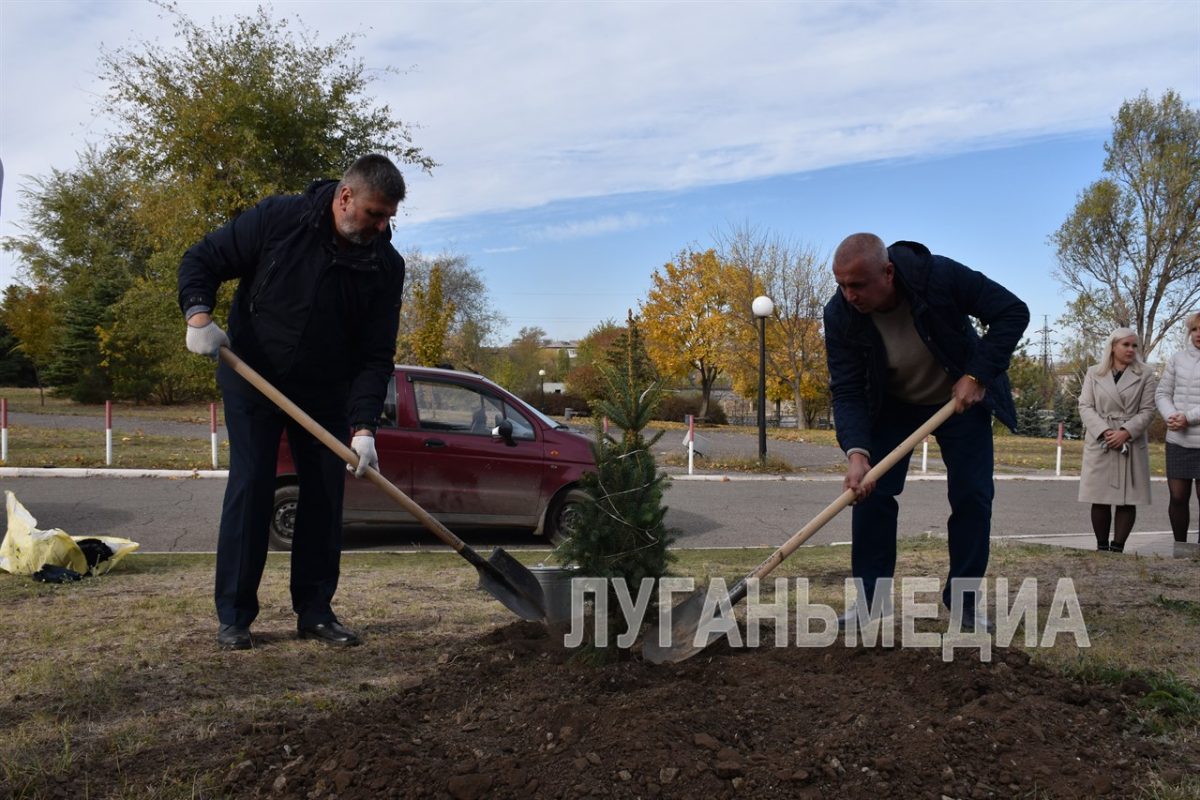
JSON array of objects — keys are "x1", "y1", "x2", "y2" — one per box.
[{"x1": 871, "y1": 296, "x2": 955, "y2": 405}]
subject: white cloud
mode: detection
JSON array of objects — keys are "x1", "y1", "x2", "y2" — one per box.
[
  {"x1": 528, "y1": 212, "x2": 662, "y2": 242},
  {"x1": 1, "y1": 0, "x2": 1197, "y2": 286}
]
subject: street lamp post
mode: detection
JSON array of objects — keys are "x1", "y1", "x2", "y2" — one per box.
[
  {"x1": 538, "y1": 369, "x2": 546, "y2": 410},
  {"x1": 752, "y1": 295, "x2": 774, "y2": 464}
]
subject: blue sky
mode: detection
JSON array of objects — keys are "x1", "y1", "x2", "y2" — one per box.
[
  {"x1": 1, "y1": 1, "x2": 1197, "y2": 354},
  {"x1": 409, "y1": 132, "x2": 1110, "y2": 347}
]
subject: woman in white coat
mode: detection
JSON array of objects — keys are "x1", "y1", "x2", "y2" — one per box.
[
  {"x1": 1154, "y1": 312, "x2": 1200, "y2": 544},
  {"x1": 1077, "y1": 328, "x2": 1157, "y2": 552}
]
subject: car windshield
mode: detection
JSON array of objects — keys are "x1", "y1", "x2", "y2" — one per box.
[{"x1": 508, "y1": 393, "x2": 567, "y2": 430}]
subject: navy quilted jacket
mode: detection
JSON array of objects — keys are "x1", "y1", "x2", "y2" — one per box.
[
  {"x1": 178, "y1": 180, "x2": 404, "y2": 426},
  {"x1": 822, "y1": 241, "x2": 1029, "y2": 455}
]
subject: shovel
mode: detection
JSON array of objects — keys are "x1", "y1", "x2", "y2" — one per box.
[
  {"x1": 219, "y1": 346, "x2": 547, "y2": 621},
  {"x1": 643, "y1": 398, "x2": 957, "y2": 664}
]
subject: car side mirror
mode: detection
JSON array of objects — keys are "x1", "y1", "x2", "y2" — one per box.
[{"x1": 491, "y1": 418, "x2": 516, "y2": 445}]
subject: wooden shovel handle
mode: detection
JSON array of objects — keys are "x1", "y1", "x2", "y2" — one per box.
[
  {"x1": 745, "y1": 398, "x2": 958, "y2": 585},
  {"x1": 218, "y1": 346, "x2": 471, "y2": 555}
]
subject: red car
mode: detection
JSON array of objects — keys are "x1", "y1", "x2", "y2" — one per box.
[{"x1": 271, "y1": 365, "x2": 595, "y2": 550}]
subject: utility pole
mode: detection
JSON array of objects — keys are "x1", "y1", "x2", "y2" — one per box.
[
  {"x1": 1034, "y1": 315, "x2": 1055, "y2": 405},
  {"x1": 1035, "y1": 315, "x2": 1055, "y2": 375}
]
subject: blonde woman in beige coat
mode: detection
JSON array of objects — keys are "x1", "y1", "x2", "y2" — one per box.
[{"x1": 1077, "y1": 328, "x2": 1157, "y2": 552}]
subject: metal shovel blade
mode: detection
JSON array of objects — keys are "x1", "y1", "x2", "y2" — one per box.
[
  {"x1": 476, "y1": 547, "x2": 547, "y2": 621},
  {"x1": 642, "y1": 589, "x2": 731, "y2": 665}
]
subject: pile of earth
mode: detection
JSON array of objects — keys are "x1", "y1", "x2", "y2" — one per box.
[{"x1": 233, "y1": 622, "x2": 1189, "y2": 799}]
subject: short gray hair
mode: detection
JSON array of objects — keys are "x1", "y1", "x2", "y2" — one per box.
[
  {"x1": 341, "y1": 154, "x2": 406, "y2": 202},
  {"x1": 833, "y1": 232, "x2": 888, "y2": 272}
]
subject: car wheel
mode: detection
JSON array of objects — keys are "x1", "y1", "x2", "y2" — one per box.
[
  {"x1": 545, "y1": 488, "x2": 590, "y2": 546},
  {"x1": 270, "y1": 484, "x2": 298, "y2": 551}
]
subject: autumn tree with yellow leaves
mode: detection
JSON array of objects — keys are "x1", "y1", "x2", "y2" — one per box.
[
  {"x1": 404, "y1": 262, "x2": 457, "y2": 367},
  {"x1": 0, "y1": 284, "x2": 59, "y2": 403},
  {"x1": 395, "y1": 251, "x2": 504, "y2": 371},
  {"x1": 717, "y1": 224, "x2": 834, "y2": 428},
  {"x1": 640, "y1": 248, "x2": 740, "y2": 420}
]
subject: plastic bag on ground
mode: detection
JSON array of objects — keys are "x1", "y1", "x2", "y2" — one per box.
[{"x1": 0, "y1": 491, "x2": 139, "y2": 576}]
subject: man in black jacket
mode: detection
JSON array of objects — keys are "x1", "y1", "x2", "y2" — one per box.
[
  {"x1": 823, "y1": 233, "x2": 1029, "y2": 634},
  {"x1": 178, "y1": 154, "x2": 406, "y2": 650}
]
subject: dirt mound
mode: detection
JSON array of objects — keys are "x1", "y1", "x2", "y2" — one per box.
[{"x1": 236, "y1": 622, "x2": 1182, "y2": 799}]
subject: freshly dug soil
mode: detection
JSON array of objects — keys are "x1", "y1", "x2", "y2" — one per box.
[{"x1": 238, "y1": 622, "x2": 1185, "y2": 799}]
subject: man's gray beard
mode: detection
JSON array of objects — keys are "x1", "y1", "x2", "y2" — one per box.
[{"x1": 337, "y1": 223, "x2": 376, "y2": 246}]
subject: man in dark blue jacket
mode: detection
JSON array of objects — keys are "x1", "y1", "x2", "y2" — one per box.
[
  {"x1": 823, "y1": 233, "x2": 1029, "y2": 633},
  {"x1": 178, "y1": 154, "x2": 406, "y2": 650}
]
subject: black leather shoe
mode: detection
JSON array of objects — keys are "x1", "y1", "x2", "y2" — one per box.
[
  {"x1": 298, "y1": 621, "x2": 361, "y2": 646},
  {"x1": 217, "y1": 624, "x2": 253, "y2": 650}
]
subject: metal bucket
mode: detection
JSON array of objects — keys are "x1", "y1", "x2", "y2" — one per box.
[{"x1": 531, "y1": 564, "x2": 581, "y2": 625}]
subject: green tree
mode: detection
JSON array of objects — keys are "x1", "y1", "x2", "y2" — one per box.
[
  {"x1": 1052, "y1": 331, "x2": 1100, "y2": 438},
  {"x1": 566, "y1": 319, "x2": 623, "y2": 400},
  {"x1": 455, "y1": 319, "x2": 491, "y2": 375},
  {"x1": 0, "y1": 285, "x2": 59, "y2": 401},
  {"x1": 44, "y1": 276, "x2": 128, "y2": 403},
  {"x1": 4, "y1": 3, "x2": 436, "y2": 404},
  {"x1": 0, "y1": 320, "x2": 37, "y2": 388},
  {"x1": 2, "y1": 147, "x2": 150, "y2": 292},
  {"x1": 641, "y1": 248, "x2": 739, "y2": 419},
  {"x1": 554, "y1": 347, "x2": 571, "y2": 382},
  {"x1": 556, "y1": 315, "x2": 673, "y2": 654},
  {"x1": 603, "y1": 311, "x2": 657, "y2": 391},
  {"x1": 488, "y1": 327, "x2": 547, "y2": 393},
  {"x1": 1007, "y1": 345, "x2": 1050, "y2": 437},
  {"x1": 1052, "y1": 90, "x2": 1200, "y2": 358},
  {"x1": 99, "y1": 275, "x2": 218, "y2": 403},
  {"x1": 1, "y1": 148, "x2": 152, "y2": 400},
  {"x1": 100, "y1": 2, "x2": 436, "y2": 256}
]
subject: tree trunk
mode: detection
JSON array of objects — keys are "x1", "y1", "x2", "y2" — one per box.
[
  {"x1": 698, "y1": 363, "x2": 719, "y2": 421},
  {"x1": 792, "y1": 379, "x2": 806, "y2": 430}
]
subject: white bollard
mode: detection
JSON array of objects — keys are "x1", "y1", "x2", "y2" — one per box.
[
  {"x1": 687, "y1": 414, "x2": 695, "y2": 475},
  {"x1": 210, "y1": 403, "x2": 219, "y2": 469},
  {"x1": 1056, "y1": 422, "x2": 1063, "y2": 477},
  {"x1": 105, "y1": 400, "x2": 113, "y2": 466},
  {"x1": 921, "y1": 437, "x2": 928, "y2": 473},
  {"x1": 1, "y1": 397, "x2": 7, "y2": 463}
]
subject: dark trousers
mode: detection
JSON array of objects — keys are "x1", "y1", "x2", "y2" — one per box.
[
  {"x1": 215, "y1": 362, "x2": 348, "y2": 628},
  {"x1": 851, "y1": 400, "x2": 994, "y2": 613}
]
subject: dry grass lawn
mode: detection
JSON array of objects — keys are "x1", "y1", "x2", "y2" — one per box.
[{"x1": 0, "y1": 539, "x2": 1196, "y2": 798}]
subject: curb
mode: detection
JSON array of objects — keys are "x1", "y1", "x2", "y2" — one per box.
[
  {"x1": 0, "y1": 467, "x2": 229, "y2": 479},
  {"x1": 0, "y1": 468, "x2": 1169, "y2": 484},
  {"x1": 666, "y1": 472, "x2": 1171, "y2": 483}
]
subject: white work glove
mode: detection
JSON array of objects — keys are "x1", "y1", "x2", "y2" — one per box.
[
  {"x1": 348, "y1": 433, "x2": 378, "y2": 478},
  {"x1": 185, "y1": 321, "x2": 230, "y2": 358}
]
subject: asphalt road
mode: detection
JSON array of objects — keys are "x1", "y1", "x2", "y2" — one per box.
[{"x1": 0, "y1": 473, "x2": 1174, "y2": 553}]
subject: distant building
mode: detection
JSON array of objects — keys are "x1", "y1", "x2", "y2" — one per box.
[{"x1": 541, "y1": 340, "x2": 579, "y2": 360}]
